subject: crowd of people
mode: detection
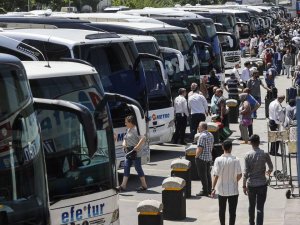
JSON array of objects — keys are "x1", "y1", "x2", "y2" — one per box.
[{"x1": 117, "y1": 13, "x2": 299, "y2": 225}]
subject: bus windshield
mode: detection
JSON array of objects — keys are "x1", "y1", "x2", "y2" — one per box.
[
  {"x1": 135, "y1": 42, "x2": 172, "y2": 110},
  {"x1": 216, "y1": 14, "x2": 235, "y2": 33},
  {"x1": 0, "y1": 64, "x2": 47, "y2": 224},
  {"x1": 29, "y1": 73, "x2": 116, "y2": 202},
  {"x1": 151, "y1": 31, "x2": 199, "y2": 85},
  {"x1": 73, "y1": 42, "x2": 147, "y2": 109}
]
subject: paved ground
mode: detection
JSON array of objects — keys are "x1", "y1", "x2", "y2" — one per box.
[{"x1": 118, "y1": 61, "x2": 300, "y2": 225}]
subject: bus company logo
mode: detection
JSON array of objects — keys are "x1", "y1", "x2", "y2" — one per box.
[
  {"x1": 149, "y1": 113, "x2": 170, "y2": 121},
  {"x1": 16, "y1": 43, "x2": 41, "y2": 60},
  {"x1": 223, "y1": 51, "x2": 241, "y2": 57},
  {"x1": 151, "y1": 114, "x2": 157, "y2": 121},
  {"x1": 61, "y1": 203, "x2": 105, "y2": 224},
  {"x1": 117, "y1": 132, "x2": 126, "y2": 142}
]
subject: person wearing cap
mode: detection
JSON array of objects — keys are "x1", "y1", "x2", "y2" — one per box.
[
  {"x1": 224, "y1": 73, "x2": 240, "y2": 100},
  {"x1": 243, "y1": 134, "x2": 273, "y2": 225},
  {"x1": 268, "y1": 95, "x2": 286, "y2": 156},
  {"x1": 247, "y1": 67, "x2": 271, "y2": 118},
  {"x1": 172, "y1": 88, "x2": 189, "y2": 145},
  {"x1": 241, "y1": 61, "x2": 251, "y2": 88},
  {"x1": 264, "y1": 63, "x2": 277, "y2": 89}
]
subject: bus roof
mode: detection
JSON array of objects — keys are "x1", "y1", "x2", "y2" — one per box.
[
  {"x1": 22, "y1": 61, "x2": 97, "y2": 79},
  {"x1": 51, "y1": 12, "x2": 164, "y2": 24},
  {"x1": 121, "y1": 34, "x2": 157, "y2": 43},
  {"x1": 92, "y1": 21, "x2": 188, "y2": 33},
  {"x1": 0, "y1": 28, "x2": 131, "y2": 46},
  {"x1": 0, "y1": 16, "x2": 91, "y2": 24}
]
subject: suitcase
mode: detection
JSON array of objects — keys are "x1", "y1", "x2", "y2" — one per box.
[{"x1": 286, "y1": 87, "x2": 297, "y2": 102}]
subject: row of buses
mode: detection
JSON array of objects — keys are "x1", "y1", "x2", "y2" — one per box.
[{"x1": 0, "y1": 4, "x2": 284, "y2": 225}]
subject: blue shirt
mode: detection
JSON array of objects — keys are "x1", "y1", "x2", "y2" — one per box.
[{"x1": 246, "y1": 94, "x2": 258, "y2": 109}]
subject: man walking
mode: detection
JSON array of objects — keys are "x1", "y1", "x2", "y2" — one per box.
[
  {"x1": 282, "y1": 49, "x2": 293, "y2": 78},
  {"x1": 243, "y1": 134, "x2": 273, "y2": 225},
  {"x1": 172, "y1": 88, "x2": 189, "y2": 145},
  {"x1": 188, "y1": 84, "x2": 209, "y2": 140},
  {"x1": 224, "y1": 73, "x2": 240, "y2": 101},
  {"x1": 195, "y1": 122, "x2": 214, "y2": 196},
  {"x1": 268, "y1": 95, "x2": 286, "y2": 156},
  {"x1": 241, "y1": 61, "x2": 251, "y2": 88},
  {"x1": 212, "y1": 140, "x2": 242, "y2": 225}
]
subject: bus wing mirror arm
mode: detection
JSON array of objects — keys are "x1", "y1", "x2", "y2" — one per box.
[
  {"x1": 33, "y1": 98, "x2": 97, "y2": 157},
  {"x1": 95, "y1": 93, "x2": 145, "y2": 119},
  {"x1": 133, "y1": 53, "x2": 162, "y2": 71},
  {"x1": 159, "y1": 47, "x2": 185, "y2": 72}
]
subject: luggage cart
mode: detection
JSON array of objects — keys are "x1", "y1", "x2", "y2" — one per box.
[
  {"x1": 285, "y1": 126, "x2": 299, "y2": 198},
  {"x1": 267, "y1": 128, "x2": 290, "y2": 188}
]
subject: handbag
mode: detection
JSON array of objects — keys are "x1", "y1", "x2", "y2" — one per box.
[
  {"x1": 125, "y1": 146, "x2": 137, "y2": 160},
  {"x1": 241, "y1": 118, "x2": 252, "y2": 126}
]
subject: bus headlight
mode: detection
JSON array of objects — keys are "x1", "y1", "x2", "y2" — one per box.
[{"x1": 110, "y1": 208, "x2": 119, "y2": 223}]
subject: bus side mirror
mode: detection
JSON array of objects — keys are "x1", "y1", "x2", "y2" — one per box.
[
  {"x1": 33, "y1": 98, "x2": 97, "y2": 157},
  {"x1": 154, "y1": 59, "x2": 169, "y2": 86},
  {"x1": 159, "y1": 47, "x2": 185, "y2": 72},
  {"x1": 11, "y1": 116, "x2": 24, "y2": 165},
  {"x1": 214, "y1": 23, "x2": 226, "y2": 32}
]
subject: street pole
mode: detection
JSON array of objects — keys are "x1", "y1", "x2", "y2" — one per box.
[{"x1": 28, "y1": 0, "x2": 30, "y2": 11}]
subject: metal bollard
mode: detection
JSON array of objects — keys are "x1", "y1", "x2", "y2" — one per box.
[
  {"x1": 170, "y1": 158, "x2": 191, "y2": 198},
  {"x1": 137, "y1": 200, "x2": 163, "y2": 225},
  {"x1": 185, "y1": 145, "x2": 200, "y2": 181},
  {"x1": 162, "y1": 177, "x2": 186, "y2": 220},
  {"x1": 208, "y1": 122, "x2": 220, "y2": 144},
  {"x1": 226, "y1": 99, "x2": 239, "y2": 123}
]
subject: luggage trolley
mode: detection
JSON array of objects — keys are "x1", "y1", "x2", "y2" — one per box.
[
  {"x1": 267, "y1": 127, "x2": 290, "y2": 188},
  {"x1": 285, "y1": 126, "x2": 299, "y2": 198}
]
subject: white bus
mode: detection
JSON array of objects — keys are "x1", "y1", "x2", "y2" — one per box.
[
  {"x1": 0, "y1": 28, "x2": 154, "y2": 169},
  {"x1": 0, "y1": 54, "x2": 108, "y2": 224},
  {"x1": 23, "y1": 61, "x2": 147, "y2": 225}
]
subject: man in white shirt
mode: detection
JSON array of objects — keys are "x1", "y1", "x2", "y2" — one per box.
[
  {"x1": 172, "y1": 88, "x2": 189, "y2": 145},
  {"x1": 188, "y1": 84, "x2": 208, "y2": 140},
  {"x1": 212, "y1": 140, "x2": 242, "y2": 225},
  {"x1": 231, "y1": 63, "x2": 241, "y2": 81},
  {"x1": 268, "y1": 95, "x2": 285, "y2": 156},
  {"x1": 240, "y1": 61, "x2": 251, "y2": 88}
]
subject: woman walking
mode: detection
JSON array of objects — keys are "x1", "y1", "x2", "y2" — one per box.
[
  {"x1": 239, "y1": 94, "x2": 252, "y2": 144},
  {"x1": 117, "y1": 115, "x2": 148, "y2": 192}
]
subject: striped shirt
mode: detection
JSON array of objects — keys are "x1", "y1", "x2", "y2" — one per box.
[
  {"x1": 243, "y1": 148, "x2": 273, "y2": 187},
  {"x1": 225, "y1": 78, "x2": 240, "y2": 100},
  {"x1": 197, "y1": 130, "x2": 214, "y2": 161},
  {"x1": 213, "y1": 153, "x2": 242, "y2": 196}
]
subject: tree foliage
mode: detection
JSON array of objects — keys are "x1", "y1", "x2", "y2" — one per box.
[{"x1": 112, "y1": 0, "x2": 174, "y2": 8}]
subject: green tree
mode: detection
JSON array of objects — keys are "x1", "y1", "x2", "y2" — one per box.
[{"x1": 113, "y1": 0, "x2": 174, "y2": 8}]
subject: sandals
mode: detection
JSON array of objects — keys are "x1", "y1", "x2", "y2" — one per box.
[
  {"x1": 136, "y1": 186, "x2": 147, "y2": 192},
  {"x1": 116, "y1": 186, "x2": 126, "y2": 192}
]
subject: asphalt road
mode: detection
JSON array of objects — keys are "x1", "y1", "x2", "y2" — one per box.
[{"x1": 118, "y1": 57, "x2": 300, "y2": 225}]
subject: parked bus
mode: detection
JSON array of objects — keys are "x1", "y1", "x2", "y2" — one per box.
[
  {"x1": 72, "y1": 21, "x2": 200, "y2": 96},
  {"x1": 180, "y1": 7, "x2": 241, "y2": 69},
  {"x1": 0, "y1": 17, "x2": 180, "y2": 146},
  {"x1": 0, "y1": 28, "x2": 154, "y2": 169},
  {"x1": 23, "y1": 60, "x2": 146, "y2": 225},
  {"x1": 0, "y1": 54, "x2": 104, "y2": 224}
]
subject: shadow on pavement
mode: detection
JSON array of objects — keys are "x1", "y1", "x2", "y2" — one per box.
[
  {"x1": 150, "y1": 150, "x2": 185, "y2": 162},
  {"x1": 165, "y1": 217, "x2": 197, "y2": 222}
]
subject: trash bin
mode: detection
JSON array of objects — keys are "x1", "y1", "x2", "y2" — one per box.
[
  {"x1": 171, "y1": 158, "x2": 191, "y2": 198},
  {"x1": 207, "y1": 122, "x2": 220, "y2": 144},
  {"x1": 185, "y1": 145, "x2": 200, "y2": 181},
  {"x1": 226, "y1": 99, "x2": 238, "y2": 123},
  {"x1": 162, "y1": 177, "x2": 186, "y2": 220},
  {"x1": 137, "y1": 200, "x2": 163, "y2": 225}
]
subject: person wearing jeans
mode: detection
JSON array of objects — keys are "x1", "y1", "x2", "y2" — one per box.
[
  {"x1": 282, "y1": 50, "x2": 293, "y2": 78},
  {"x1": 211, "y1": 140, "x2": 242, "y2": 225},
  {"x1": 243, "y1": 135, "x2": 273, "y2": 225},
  {"x1": 195, "y1": 122, "x2": 214, "y2": 196}
]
